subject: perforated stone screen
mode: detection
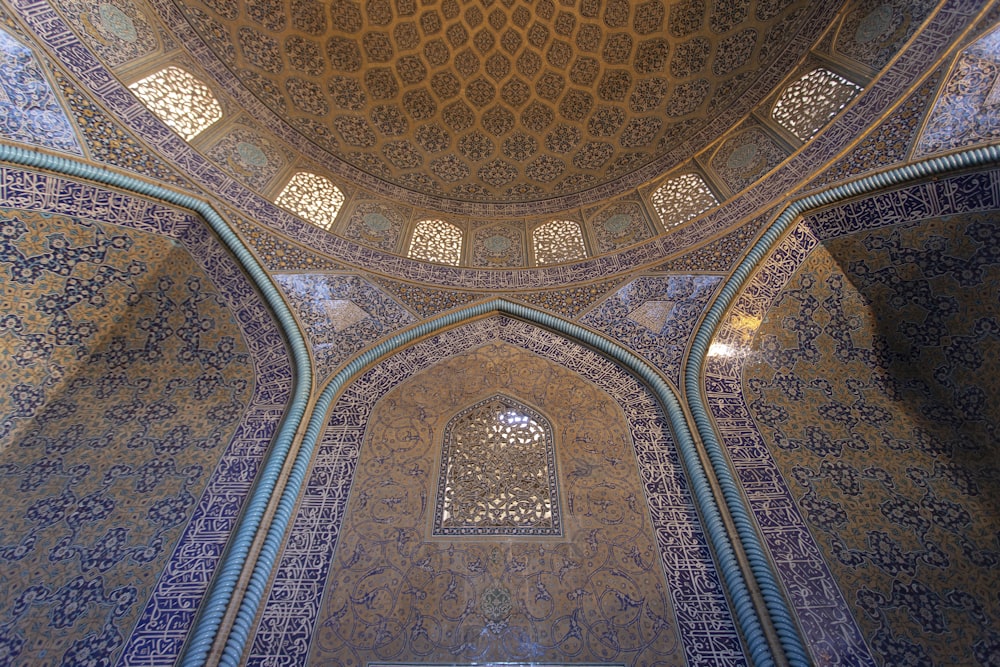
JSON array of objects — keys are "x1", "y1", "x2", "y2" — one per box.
[
  {"x1": 128, "y1": 66, "x2": 222, "y2": 140},
  {"x1": 532, "y1": 219, "x2": 587, "y2": 265},
  {"x1": 650, "y1": 173, "x2": 719, "y2": 228},
  {"x1": 435, "y1": 395, "x2": 560, "y2": 536},
  {"x1": 407, "y1": 219, "x2": 464, "y2": 265},
  {"x1": 275, "y1": 172, "x2": 345, "y2": 230},
  {"x1": 773, "y1": 68, "x2": 861, "y2": 142}
]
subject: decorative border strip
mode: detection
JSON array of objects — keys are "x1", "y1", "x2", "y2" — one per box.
[
  {"x1": 4, "y1": 0, "x2": 981, "y2": 289},
  {"x1": 684, "y1": 144, "x2": 1000, "y2": 666},
  {"x1": 0, "y1": 143, "x2": 315, "y2": 667},
  {"x1": 221, "y1": 300, "x2": 775, "y2": 667}
]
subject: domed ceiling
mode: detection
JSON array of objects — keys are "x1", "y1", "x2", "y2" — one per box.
[{"x1": 175, "y1": 0, "x2": 833, "y2": 210}]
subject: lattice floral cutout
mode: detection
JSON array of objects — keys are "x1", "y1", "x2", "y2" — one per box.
[
  {"x1": 435, "y1": 395, "x2": 560, "y2": 536},
  {"x1": 407, "y1": 219, "x2": 463, "y2": 265},
  {"x1": 650, "y1": 173, "x2": 719, "y2": 229},
  {"x1": 532, "y1": 219, "x2": 587, "y2": 265},
  {"x1": 276, "y1": 172, "x2": 345, "y2": 230},
  {"x1": 128, "y1": 66, "x2": 222, "y2": 140},
  {"x1": 772, "y1": 68, "x2": 862, "y2": 142}
]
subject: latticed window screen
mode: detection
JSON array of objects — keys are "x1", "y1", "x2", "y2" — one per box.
[
  {"x1": 128, "y1": 66, "x2": 222, "y2": 140},
  {"x1": 532, "y1": 220, "x2": 587, "y2": 265},
  {"x1": 772, "y1": 68, "x2": 862, "y2": 142},
  {"x1": 407, "y1": 219, "x2": 463, "y2": 265},
  {"x1": 276, "y1": 172, "x2": 345, "y2": 230},
  {"x1": 650, "y1": 173, "x2": 719, "y2": 229},
  {"x1": 434, "y1": 395, "x2": 560, "y2": 536}
]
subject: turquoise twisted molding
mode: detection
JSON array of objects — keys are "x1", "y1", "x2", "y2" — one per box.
[
  {"x1": 217, "y1": 299, "x2": 780, "y2": 667},
  {"x1": 0, "y1": 143, "x2": 316, "y2": 667},
  {"x1": 684, "y1": 143, "x2": 1000, "y2": 667}
]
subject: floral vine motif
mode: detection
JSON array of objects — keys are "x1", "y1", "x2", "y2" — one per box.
[{"x1": 435, "y1": 395, "x2": 559, "y2": 536}]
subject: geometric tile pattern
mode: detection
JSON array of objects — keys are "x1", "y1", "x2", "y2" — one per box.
[
  {"x1": 173, "y1": 0, "x2": 826, "y2": 204},
  {"x1": 0, "y1": 27, "x2": 81, "y2": 154},
  {"x1": 0, "y1": 168, "x2": 292, "y2": 667},
  {"x1": 249, "y1": 316, "x2": 744, "y2": 667},
  {"x1": 274, "y1": 273, "x2": 416, "y2": 381},
  {"x1": 582, "y1": 275, "x2": 722, "y2": 386}
]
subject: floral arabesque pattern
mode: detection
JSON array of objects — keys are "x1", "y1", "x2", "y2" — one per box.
[
  {"x1": 0, "y1": 27, "x2": 81, "y2": 155},
  {"x1": 744, "y1": 213, "x2": 1000, "y2": 665},
  {"x1": 582, "y1": 274, "x2": 721, "y2": 385},
  {"x1": 0, "y1": 208, "x2": 253, "y2": 665},
  {"x1": 273, "y1": 273, "x2": 416, "y2": 381},
  {"x1": 250, "y1": 317, "x2": 742, "y2": 667}
]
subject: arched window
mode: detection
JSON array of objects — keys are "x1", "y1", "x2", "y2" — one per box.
[
  {"x1": 532, "y1": 220, "x2": 587, "y2": 265},
  {"x1": 650, "y1": 173, "x2": 719, "y2": 229},
  {"x1": 128, "y1": 66, "x2": 223, "y2": 140},
  {"x1": 434, "y1": 395, "x2": 560, "y2": 536},
  {"x1": 275, "y1": 172, "x2": 345, "y2": 230},
  {"x1": 407, "y1": 219, "x2": 463, "y2": 265},
  {"x1": 772, "y1": 68, "x2": 862, "y2": 142}
]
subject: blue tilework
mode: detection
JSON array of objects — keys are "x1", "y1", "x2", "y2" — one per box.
[
  {"x1": 651, "y1": 215, "x2": 766, "y2": 273},
  {"x1": 0, "y1": 27, "x2": 81, "y2": 155},
  {"x1": 274, "y1": 273, "x2": 416, "y2": 381},
  {"x1": 915, "y1": 24, "x2": 1000, "y2": 157},
  {"x1": 703, "y1": 169, "x2": 1000, "y2": 665},
  {"x1": 52, "y1": 67, "x2": 192, "y2": 190},
  {"x1": 0, "y1": 167, "x2": 292, "y2": 667},
  {"x1": 3, "y1": 0, "x2": 979, "y2": 287},
  {"x1": 249, "y1": 316, "x2": 744, "y2": 667},
  {"x1": 807, "y1": 69, "x2": 943, "y2": 191},
  {"x1": 581, "y1": 275, "x2": 722, "y2": 386},
  {"x1": 745, "y1": 212, "x2": 1000, "y2": 664}
]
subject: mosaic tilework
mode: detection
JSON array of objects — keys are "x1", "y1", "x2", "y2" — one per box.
[
  {"x1": 0, "y1": 167, "x2": 292, "y2": 667},
  {"x1": 274, "y1": 273, "x2": 416, "y2": 381},
  {"x1": 506, "y1": 277, "x2": 628, "y2": 320},
  {"x1": 370, "y1": 277, "x2": 483, "y2": 318},
  {"x1": 250, "y1": 316, "x2": 744, "y2": 667},
  {"x1": 341, "y1": 199, "x2": 408, "y2": 253},
  {"x1": 807, "y1": 68, "x2": 943, "y2": 191},
  {"x1": 709, "y1": 124, "x2": 789, "y2": 195},
  {"x1": 0, "y1": 27, "x2": 81, "y2": 155},
  {"x1": 745, "y1": 213, "x2": 1000, "y2": 665},
  {"x1": 204, "y1": 121, "x2": 289, "y2": 191},
  {"x1": 704, "y1": 170, "x2": 1000, "y2": 665},
  {"x1": 471, "y1": 223, "x2": 525, "y2": 268},
  {"x1": 834, "y1": 0, "x2": 939, "y2": 70},
  {"x1": 581, "y1": 275, "x2": 721, "y2": 386},
  {"x1": 915, "y1": 25, "x2": 1000, "y2": 157},
  {"x1": 52, "y1": 69, "x2": 192, "y2": 189},
  {"x1": 703, "y1": 221, "x2": 875, "y2": 666},
  {"x1": 8, "y1": 0, "x2": 976, "y2": 285},
  {"x1": 50, "y1": 0, "x2": 159, "y2": 68},
  {"x1": 650, "y1": 216, "x2": 765, "y2": 273},
  {"x1": 589, "y1": 201, "x2": 654, "y2": 254},
  {"x1": 230, "y1": 215, "x2": 346, "y2": 272}
]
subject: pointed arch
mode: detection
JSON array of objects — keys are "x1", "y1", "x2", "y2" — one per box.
[{"x1": 221, "y1": 297, "x2": 783, "y2": 667}]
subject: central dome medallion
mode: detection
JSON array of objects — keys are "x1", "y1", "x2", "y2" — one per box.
[{"x1": 181, "y1": 0, "x2": 822, "y2": 208}]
